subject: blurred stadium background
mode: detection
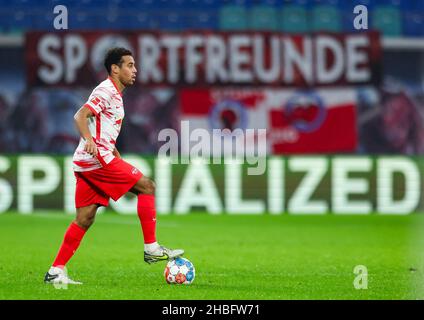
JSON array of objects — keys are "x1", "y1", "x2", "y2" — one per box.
[
  {"x1": 0, "y1": 0, "x2": 423, "y2": 214},
  {"x1": 0, "y1": 0, "x2": 423, "y2": 300}
]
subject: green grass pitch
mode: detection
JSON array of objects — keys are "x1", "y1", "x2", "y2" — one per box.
[{"x1": 0, "y1": 212, "x2": 423, "y2": 300}]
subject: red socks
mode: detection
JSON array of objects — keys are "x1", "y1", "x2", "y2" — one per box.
[
  {"x1": 52, "y1": 222, "x2": 86, "y2": 268},
  {"x1": 51, "y1": 195, "x2": 156, "y2": 268},
  {"x1": 137, "y1": 194, "x2": 157, "y2": 244}
]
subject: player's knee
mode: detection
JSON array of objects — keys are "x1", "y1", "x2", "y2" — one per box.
[
  {"x1": 138, "y1": 177, "x2": 156, "y2": 195},
  {"x1": 144, "y1": 178, "x2": 156, "y2": 195},
  {"x1": 75, "y1": 215, "x2": 95, "y2": 230}
]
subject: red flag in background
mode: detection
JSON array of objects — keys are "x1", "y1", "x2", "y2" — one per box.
[
  {"x1": 180, "y1": 88, "x2": 358, "y2": 154},
  {"x1": 268, "y1": 89, "x2": 357, "y2": 153}
]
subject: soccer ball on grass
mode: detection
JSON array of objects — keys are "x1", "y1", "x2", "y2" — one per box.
[{"x1": 164, "y1": 257, "x2": 195, "y2": 285}]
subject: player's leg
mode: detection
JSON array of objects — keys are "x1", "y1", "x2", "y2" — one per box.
[
  {"x1": 131, "y1": 176, "x2": 157, "y2": 246},
  {"x1": 45, "y1": 172, "x2": 109, "y2": 285},
  {"x1": 75, "y1": 204, "x2": 99, "y2": 230},
  {"x1": 44, "y1": 204, "x2": 99, "y2": 285},
  {"x1": 53, "y1": 204, "x2": 98, "y2": 267},
  {"x1": 130, "y1": 176, "x2": 184, "y2": 264},
  {"x1": 75, "y1": 158, "x2": 184, "y2": 264}
]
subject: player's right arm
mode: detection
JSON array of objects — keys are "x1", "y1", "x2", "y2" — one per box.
[{"x1": 74, "y1": 106, "x2": 98, "y2": 156}]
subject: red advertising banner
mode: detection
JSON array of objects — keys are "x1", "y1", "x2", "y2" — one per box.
[
  {"x1": 26, "y1": 31, "x2": 381, "y2": 87},
  {"x1": 180, "y1": 88, "x2": 358, "y2": 154}
]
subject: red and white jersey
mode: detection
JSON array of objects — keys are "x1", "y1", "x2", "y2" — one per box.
[{"x1": 73, "y1": 77, "x2": 124, "y2": 172}]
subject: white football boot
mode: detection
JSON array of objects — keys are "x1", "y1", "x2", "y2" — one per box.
[
  {"x1": 44, "y1": 266, "x2": 82, "y2": 285},
  {"x1": 144, "y1": 245, "x2": 184, "y2": 264}
]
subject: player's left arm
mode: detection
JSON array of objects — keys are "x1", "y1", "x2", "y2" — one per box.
[{"x1": 113, "y1": 147, "x2": 121, "y2": 159}]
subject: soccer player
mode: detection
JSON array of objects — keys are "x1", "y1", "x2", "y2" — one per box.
[{"x1": 44, "y1": 48, "x2": 184, "y2": 285}]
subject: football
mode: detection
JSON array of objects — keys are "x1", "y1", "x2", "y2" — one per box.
[{"x1": 164, "y1": 257, "x2": 195, "y2": 285}]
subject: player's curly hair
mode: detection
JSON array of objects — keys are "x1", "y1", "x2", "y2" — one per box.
[{"x1": 104, "y1": 47, "x2": 133, "y2": 75}]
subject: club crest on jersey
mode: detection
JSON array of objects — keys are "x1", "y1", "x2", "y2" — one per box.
[
  {"x1": 90, "y1": 97, "x2": 101, "y2": 106},
  {"x1": 131, "y1": 168, "x2": 139, "y2": 175}
]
